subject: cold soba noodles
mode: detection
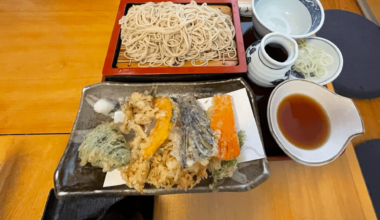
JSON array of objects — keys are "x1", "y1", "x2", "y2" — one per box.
[{"x1": 119, "y1": 1, "x2": 237, "y2": 67}]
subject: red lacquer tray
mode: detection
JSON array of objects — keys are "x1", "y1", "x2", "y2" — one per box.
[{"x1": 102, "y1": 0, "x2": 247, "y2": 76}]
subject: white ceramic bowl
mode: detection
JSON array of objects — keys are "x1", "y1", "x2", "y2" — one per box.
[
  {"x1": 251, "y1": 0, "x2": 325, "y2": 39},
  {"x1": 267, "y1": 80, "x2": 364, "y2": 166}
]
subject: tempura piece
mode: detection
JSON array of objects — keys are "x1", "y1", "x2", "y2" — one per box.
[
  {"x1": 177, "y1": 96, "x2": 218, "y2": 168},
  {"x1": 210, "y1": 94, "x2": 240, "y2": 160},
  {"x1": 147, "y1": 138, "x2": 208, "y2": 190},
  {"x1": 119, "y1": 122, "x2": 150, "y2": 193},
  {"x1": 208, "y1": 158, "x2": 238, "y2": 190},
  {"x1": 78, "y1": 122, "x2": 130, "y2": 172},
  {"x1": 141, "y1": 97, "x2": 173, "y2": 160},
  {"x1": 119, "y1": 157, "x2": 150, "y2": 193},
  {"x1": 129, "y1": 92, "x2": 158, "y2": 125},
  {"x1": 119, "y1": 92, "x2": 158, "y2": 134}
]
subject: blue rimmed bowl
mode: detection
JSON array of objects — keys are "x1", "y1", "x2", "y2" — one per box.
[{"x1": 251, "y1": 0, "x2": 324, "y2": 39}]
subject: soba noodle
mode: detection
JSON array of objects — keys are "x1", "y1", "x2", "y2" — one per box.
[{"x1": 118, "y1": 1, "x2": 237, "y2": 67}]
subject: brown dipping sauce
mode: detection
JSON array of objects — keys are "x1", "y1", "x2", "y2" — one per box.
[
  {"x1": 277, "y1": 94, "x2": 330, "y2": 149},
  {"x1": 265, "y1": 43, "x2": 288, "y2": 62}
]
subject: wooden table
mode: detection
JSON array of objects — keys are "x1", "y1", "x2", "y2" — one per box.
[{"x1": 0, "y1": 0, "x2": 378, "y2": 219}]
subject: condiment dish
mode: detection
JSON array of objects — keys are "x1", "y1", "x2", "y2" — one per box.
[
  {"x1": 296, "y1": 37, "x2": 343, "y2": 85},
  {"x1": 267, "y1": 80, "x2": 364, "y2": 166}
]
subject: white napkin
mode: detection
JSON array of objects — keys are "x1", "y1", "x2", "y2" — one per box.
[
  {"x1": 103, "y1": 88, "x2": 265, "y2": 187},
  {"x1": 103, "y1": 169, "x2": 125, "y2": 187}
]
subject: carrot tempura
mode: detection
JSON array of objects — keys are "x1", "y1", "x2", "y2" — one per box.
[{"x1": 210, "y1": 94, "x2": 240, "y2": 160}]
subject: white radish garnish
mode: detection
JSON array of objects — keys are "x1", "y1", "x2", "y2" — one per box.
[
  {"x1": 114, "y1": 111, "x2": 125, "y2": 124},
  {"x1": 94, "y1": 99, "x2": 117, "y2": 115}
]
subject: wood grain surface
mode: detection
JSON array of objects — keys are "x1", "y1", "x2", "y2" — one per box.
[
  {"x1": 0, "y1": 135, "x2": 376, "y2": 220},
  {"x1": 0, "y1": 135, "x2": 68, "y2": 220},
  {"x1": 0, "y1": 0, "x2": 378, "y2": 219},
  {"x1": 352, "y1": 98, "x2": 380, "y2": 146},
  {"x1": 0, "y1": 7, "x2": 110, "y2": 134},
  {"x1": 366, "y1": 0, "x2": 380, "y2": 23}
]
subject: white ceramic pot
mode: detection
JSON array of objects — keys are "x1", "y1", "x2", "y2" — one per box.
[
  {"x1": 251, "y1": 0, "x2": 325, "y2": 39},
  {"x1": 246, "y1": 33, "x2": 299, "y2": 87}
]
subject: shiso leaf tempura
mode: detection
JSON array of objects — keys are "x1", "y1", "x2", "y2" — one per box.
[{"x1": 78, "y1": 122, "x2": 131, "y2": 172}]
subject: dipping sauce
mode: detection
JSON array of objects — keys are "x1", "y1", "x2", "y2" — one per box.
[
  {"x1": 265, "y1": 43, "x2": 288, "y2": 62},
  {"x1": 277, "y1": 94, "x2": 330, "y2": 149}
]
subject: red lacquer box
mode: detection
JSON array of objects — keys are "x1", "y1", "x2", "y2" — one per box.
[{"x1": 102, "y1": 0, "x2": 247, "y2": 77}]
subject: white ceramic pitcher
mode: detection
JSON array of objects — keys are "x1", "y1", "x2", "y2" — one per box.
[{"x1": 246, "y1": 33, "x2": 303, "y2": 88}]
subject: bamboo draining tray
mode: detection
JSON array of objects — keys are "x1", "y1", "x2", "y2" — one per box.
[
  {"x1": 103, "y1": 0, "x2": 247, "y2": 76},
  {"x1": 116, "y1": 5, "x2": 238, "y2": 68}
]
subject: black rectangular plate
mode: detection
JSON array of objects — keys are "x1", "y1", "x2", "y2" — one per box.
[{"x1": 54, "y1": 77, "x2": 269, "y2": 199}]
